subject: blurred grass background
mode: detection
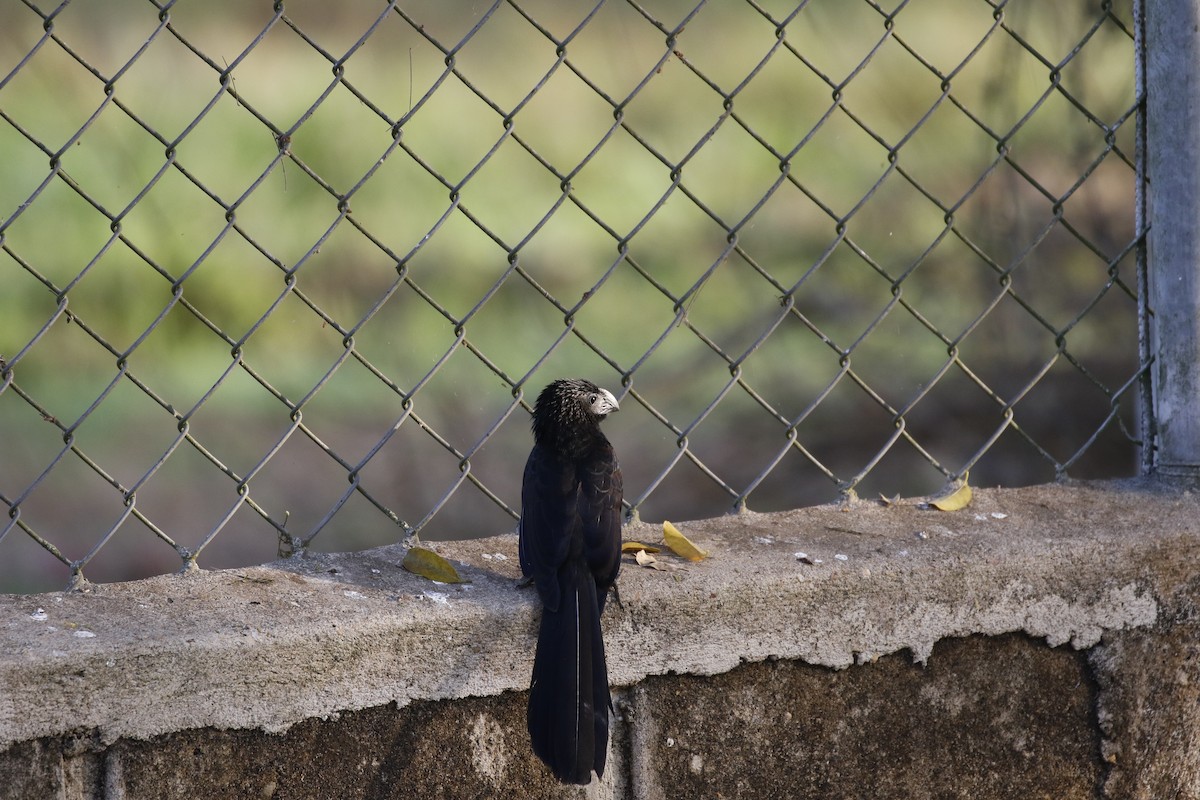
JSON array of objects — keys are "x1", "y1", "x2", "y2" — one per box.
[{"x1": 1, "y1": 0, "x2": 1139, "y2": 593}]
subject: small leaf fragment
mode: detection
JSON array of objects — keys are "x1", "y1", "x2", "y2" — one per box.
[
  {"x1": 402, "y1": 546, "x2": 466, "y2": 584},
  {"x1": 930, "y1": 473, "x2": 973, "y2": 512},
  {"x1": 664, "y1": 520, "x2": 709, "y2": 562},
  {"x1": 633, "y1": 549, "x2": 676, "y2": 571},
  {"x1": 622, "y1": 541, "x2": 661, "y2": 554}
]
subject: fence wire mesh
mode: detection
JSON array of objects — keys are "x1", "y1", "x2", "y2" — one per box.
[{"x1": 1, "y1": 0, "x2": 1145, "y2": 593}]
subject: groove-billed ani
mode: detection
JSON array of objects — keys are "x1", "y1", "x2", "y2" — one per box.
[{"x1": 519, "y1": 378, "x2": 623, "y2": 785}]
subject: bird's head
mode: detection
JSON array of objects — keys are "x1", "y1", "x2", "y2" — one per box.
[
  {"x1": 532, "y1": 378, "x2": 619, "y2": 452},
  {"x1": 580, "y1": 382, "x2": 620, "y2": 418}
]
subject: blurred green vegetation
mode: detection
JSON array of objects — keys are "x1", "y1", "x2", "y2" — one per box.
[{"x1": 1, "y1": 0, "x2": 1139, "y2": 592}]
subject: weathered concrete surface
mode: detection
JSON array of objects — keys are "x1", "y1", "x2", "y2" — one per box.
[
  {"x1": 0, "y1": 478, "x2": 1197, "y2": 798},
  {"x1": 629, "y1": 634, "x2": 1101, "y2": 800},
  {"x1": 4, "y1": 635, "x2": 1098, "y2": 800},
  {"x1": 1089, "y1": 534, "x2": 1200, "y2": 799}
]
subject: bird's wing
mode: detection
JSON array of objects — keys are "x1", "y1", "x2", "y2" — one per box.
[
  {"x1": 519, "y1": 443, "x2": 580, "y2": 613},
  {"x1": 578, "y1": 444, "x2": 623, "y2": 599}
]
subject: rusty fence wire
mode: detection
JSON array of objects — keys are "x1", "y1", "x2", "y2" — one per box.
[{"x1": 0, "y1": 0, "x2": 1145, "y2": 593}]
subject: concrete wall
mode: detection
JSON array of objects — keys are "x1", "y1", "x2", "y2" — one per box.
[{"x1": 2, "y1": 479, "x2": 1197, "y2": 799}]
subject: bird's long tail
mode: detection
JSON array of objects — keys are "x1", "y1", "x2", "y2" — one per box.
[{"x1": 527, "y1": 560, "x2": 610, "y2": 785}]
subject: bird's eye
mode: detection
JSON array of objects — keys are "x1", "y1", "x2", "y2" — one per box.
[{"x1": 588, "y1": 393, "x2": 598, "y2": 403}]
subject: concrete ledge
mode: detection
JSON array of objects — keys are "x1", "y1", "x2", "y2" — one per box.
[{"x1": 1, "y1": 479, "x2": 1198, "y2": 798}]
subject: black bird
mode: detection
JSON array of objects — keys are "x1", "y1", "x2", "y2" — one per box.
[{"x1": 519, "y1": 378, "x2": 623, "y2": 785}]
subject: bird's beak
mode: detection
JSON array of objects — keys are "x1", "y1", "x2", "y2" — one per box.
[{"x1": 592, "y1": 388, "x2": 619, "y2": 416}]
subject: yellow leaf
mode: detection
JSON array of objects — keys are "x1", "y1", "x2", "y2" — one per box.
[
  {"x1": 622, "y1": 541, "x2": 661, "y2": 553},
  {"x1": 402, "y1": 546, "x2": 466, "y2": 583},
  {"x1": 931, "y1": 474, "x2": 973, "y2": 512},
  {"x1": 663, "y1": 520, "x2": 709, "y2": 562}
]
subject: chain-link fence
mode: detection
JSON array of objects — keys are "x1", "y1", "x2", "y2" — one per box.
[{"x1": 0, "y1": 0, "x2": 1144, "y2": 594}]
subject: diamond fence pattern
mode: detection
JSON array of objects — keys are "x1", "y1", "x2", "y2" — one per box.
[{"x1": 0, "y1": 0, "x2": 1144, "y2": 593}]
